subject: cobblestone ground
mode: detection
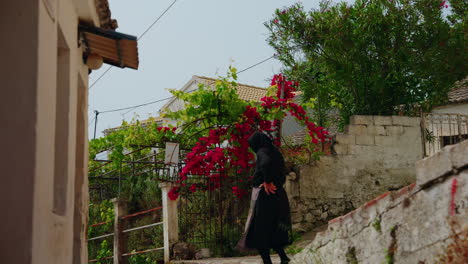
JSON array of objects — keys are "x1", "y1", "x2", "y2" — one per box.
[{"x1": 172, "y1": 254, "x2": 281, "y2": 264}]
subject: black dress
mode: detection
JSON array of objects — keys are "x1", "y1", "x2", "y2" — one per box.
[{"x1": 238, "y1": 132, "x2": 291, "y2": 250}]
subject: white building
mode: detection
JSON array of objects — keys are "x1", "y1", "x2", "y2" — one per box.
[{"x1": 424, "y1": 77, "x2": 468, "y2": 156}]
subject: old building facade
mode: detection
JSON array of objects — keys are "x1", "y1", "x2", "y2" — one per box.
[{"x1": 0, "y1": 1, "x2": 138, "y2": 263}]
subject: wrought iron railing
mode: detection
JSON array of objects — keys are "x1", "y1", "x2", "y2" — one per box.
[{"x1": 88, "y1": 145, "x2": 186, "y2": 202}]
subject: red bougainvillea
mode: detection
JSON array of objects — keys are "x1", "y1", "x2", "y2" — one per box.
[
  {"x1": 168, "y1": 186, "x2": 180, "y2": 200},
  {"x1": 168, "y1": 74, "x2": 328, "y2": 200}
]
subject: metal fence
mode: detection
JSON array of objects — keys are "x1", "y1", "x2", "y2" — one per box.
[
  {"x1": 88, "y1": 143, "x2": 254, "y2": 258},
  {"x1": 177, "y1": 170, "x2": 252, "y2": 257},
  {"x1": 422, "y1": 113, "x2": 468, "y2": 157},
  {"x1": 88, "y1": 145, "x2": 186, "y2": 202},
  {"x1": 88, "y1": 203, "x2": 164, "y2": 263}
]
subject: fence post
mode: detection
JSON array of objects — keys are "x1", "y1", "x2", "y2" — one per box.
[
  {"x1": 159, "y1": 182, "x2": 179, "y2": 263},
  {"x1": 457, "y1": 114, "x2": 462, "y2": 142},
  {"x1": 421, "y1": 112, "x2": 427, "y2": 157},
  {"x1": 112, "y1": 198, "x2": 128, "y2": 264}
]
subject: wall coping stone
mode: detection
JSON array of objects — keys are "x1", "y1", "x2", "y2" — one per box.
[
  {"x1": 416, "y1": 140, "x2": 468, "y2": 189},
  {"x1": 350, "y1": 115, "x2": 374, "y2": 125},
  {"x1": 348, "y1": 115, "x2": 421, "y2": 127}
]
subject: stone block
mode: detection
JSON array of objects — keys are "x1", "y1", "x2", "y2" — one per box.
[
  {"x1": 346, "y1": 125, "x2": 367, "y2": 135},
  {"x1": 402, "y1": 126, "x2": 422, "y2": 138},
  {"x1": 416, "y1": 146, "x2": 453, "y2": 188},
  {"x1": 335, "y1": 133, "x2": 355, "y2": 145},
  {"x1": 371, "y1": 125, "x2": 386, "y2": 136},
  {"x1": 333, "y1": 144, "x2": 348, "y2": 155},
  {"x1": 449, "y1": 140, "x2": 468, "y2": 169},
  {"x1": 375, "y1": 135, "x2": 396, "y2": 146},
  {"x1": 374, "y1": 116, "x2": 393, "y2": 126},
  {"x1": 348, "y1": 145, "x2": 375, "y2": 155},
  {"x1": 392, "y1": 116, "x2": 421, "y2": 127},
  {"x1": 305, "y1": 213, "x2": 314, "y2": 223},
  {"x1": 291, "y1": 212, "x2": 304, "y2": 223},
  {"x1": 385, "y1": 125, "x2": 404, "y2": 136},
  {"x1": 350, "y1": 115, "x2": 374, "y2": 125},
  {"x1": 355, "y1": 135, "x2": 375, "y2": 145}
]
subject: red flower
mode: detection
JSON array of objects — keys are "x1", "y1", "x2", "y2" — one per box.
[
  {"x1": 232, "y1": 186, "x2": 247, "y2": 199},
  {"x1": 189, "y1": 184, "x2": 197, "y2": 193},
  {"x1": 168, "y1": 187, "x2": 180, "y2": 200}
]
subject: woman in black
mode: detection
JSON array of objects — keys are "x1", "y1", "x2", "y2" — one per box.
[{"x1": 236, "y1": 132, "x2": 291, "y2": 264}]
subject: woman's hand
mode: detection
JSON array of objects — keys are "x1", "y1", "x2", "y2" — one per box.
[{"x1": 259, "y1": 182, "x2": 277, "y2": 195}]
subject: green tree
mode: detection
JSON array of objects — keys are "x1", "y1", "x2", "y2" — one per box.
[{"x1": 266, "y1": 0, "x2": 466, "y2": 125}]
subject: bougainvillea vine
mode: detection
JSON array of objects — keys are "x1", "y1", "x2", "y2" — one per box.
[{"x1": 167, "y1": 74, "x2": 328, "y2": 200}]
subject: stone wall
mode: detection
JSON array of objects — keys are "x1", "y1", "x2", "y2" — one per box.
[
  {"x1": 291, "y1": 140, "x2": 468, "y2": 264},
  {"x1": 287, "y1": 115, "x2": 424, "y2": 231}
]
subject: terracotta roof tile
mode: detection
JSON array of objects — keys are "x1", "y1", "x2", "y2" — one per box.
[
  {"x1": 103, "y1": 116, "x2": 164, "y2": 135},
  {"x1": 95, "y1": 0, "x2": 118, "y2": 30},
  {"x1": 106, "y1": 77, "x2": 267, "y2": 133},
  {"x1": 448, "y1": 77, "x2": 468, "y2": 104},
  {"x1": 195, "y1": 76, "x2": 267, "y2": 102}
]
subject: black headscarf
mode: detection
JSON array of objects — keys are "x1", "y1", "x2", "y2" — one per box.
[
  {"x1": 248, "y1": 132, "x2": 286, "y2": 187},
  {"x1": 248, "y1": 132, "x2": 274, "y2": 153}
]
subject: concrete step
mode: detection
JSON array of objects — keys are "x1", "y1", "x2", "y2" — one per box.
[{"x1": 172, "y1": 254, "x2": 281, "y2": 264}]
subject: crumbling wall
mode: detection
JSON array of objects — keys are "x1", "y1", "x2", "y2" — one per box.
[
  {"x1": 291, "y1": 140, "x2": 468, "y2": 264},
  {"x1": 288, "y1": 115, "x2": 423, "y2": 231}
]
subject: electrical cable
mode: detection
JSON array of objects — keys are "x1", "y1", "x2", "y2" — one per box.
[
  {"x1": 88, "y1": 115, "x2": 97, "y2": 127},
  {"x1": 93, "y1": 54, "x2": 277, "y2": 114},
  {"x1": 237, "y1": 55, "x2": 275, "y2": 74},
  {"x1": 89, "y1": 53, "x2": 278, "y2": 137},
  {"x1": 99, "y1": 96, "x2": 174, "y2": 114},
  {"x1": 137, "y1": 0, "x2": 178, "y2": 41},
  {"x1": 88, "y1": 0, "x2": 178, "y2": 90}
]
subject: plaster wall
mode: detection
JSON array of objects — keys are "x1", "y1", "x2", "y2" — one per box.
[
  {"x1": 0, "y1": 1, "x2": 39, "y2": 263},
  {"x1": 0, "y1": 0, "x2": 92, "y2": 263}
]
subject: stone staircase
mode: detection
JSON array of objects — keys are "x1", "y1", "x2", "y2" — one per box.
[{"x1": 171, "y1": 255, "x2": 281, "y2": 264}]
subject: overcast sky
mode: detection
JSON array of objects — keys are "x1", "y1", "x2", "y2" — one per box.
[{"x1": 88, "y1": 0, "x2": 321, "y2": 138}]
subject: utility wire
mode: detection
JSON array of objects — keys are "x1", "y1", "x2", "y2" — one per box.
[
  {"x1": 237, "y1": 55, "x2": 275, "y2": 74},
  {"x1": 137, "y1": 0, "x2": 178, "y2": 41},
  {"x1": 89, "y1": 54, "x2": 278, "y2": 137},
  {"x1": 99, "y1": 96, "x2": 174, "y2": 114},
  {"x1": 88, "y1": 0, "x2": 178, "y2": 90},
  {"x1": 88, "y1": 115, "x2": 97, "y2": 127},
  {"x1": 93, "y1": 54, "x2": 277, "y2": 115},
  {"x1": 89, "y1": 66, "x2": 113, "y2": 90}
]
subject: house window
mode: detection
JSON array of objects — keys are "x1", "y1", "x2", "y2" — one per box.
[{"x1": 53, "y1": 27, "x2": 70, "y2": 215}]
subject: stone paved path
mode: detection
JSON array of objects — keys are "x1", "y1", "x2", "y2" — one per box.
[
  {"x1": 171, "y1": 225, "x2": 328, "y2": 264},
  {"x1": 172, "y1": 255, "x2": 281, "y2": 264}
]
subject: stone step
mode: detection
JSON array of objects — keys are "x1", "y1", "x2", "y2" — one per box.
[{"x1": 172, "y1": 255, "x2": 281, "y2": 264}]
